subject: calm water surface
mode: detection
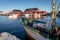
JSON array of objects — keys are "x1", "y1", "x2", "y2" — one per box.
[
  {"x1": 39, "y1": 16, "x2": 60, "y2": 27},
  {"x1": 0, "y1": 16, "x2": 60, "y2": 40},
  {"x1": 0, "y1": 16, "x2": 26, "y2": 40}
]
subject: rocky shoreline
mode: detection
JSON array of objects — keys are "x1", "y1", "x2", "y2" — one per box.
[{"x1": 0, "y1": 32, "x2": 21, "y2": 40}]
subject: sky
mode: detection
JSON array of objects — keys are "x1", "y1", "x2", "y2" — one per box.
[{"x1": 0, "y1": 0, "x2": 60, "y2": 12}]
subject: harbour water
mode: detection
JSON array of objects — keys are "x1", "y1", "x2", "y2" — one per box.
[
  {"x1": 0, "y1": 16, "x2": 60, "y2": 40},
  {"x1": 0, "y1": 16, "x2": 26, "y2": 40}
]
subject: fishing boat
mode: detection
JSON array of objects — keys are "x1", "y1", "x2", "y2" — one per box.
[
  {"x1": 22, "y1": 17, "x2": 50, "y2": 40},
  {"x1": 22, "y1": 0, "x2": 60, "y2": 40}
]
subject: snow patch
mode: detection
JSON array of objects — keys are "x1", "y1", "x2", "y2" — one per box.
[{"x1": 0, "y1": 32, "x2": 21, "y2": 40}]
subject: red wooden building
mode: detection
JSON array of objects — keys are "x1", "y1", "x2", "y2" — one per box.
[
  {"x1": 24, "y1": 8, "x2": 46, "y2": 19},
  {"x1": 8, "y1": 10, "x2": 22, "y2": 17}
]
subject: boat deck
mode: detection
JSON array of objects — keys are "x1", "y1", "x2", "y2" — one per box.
[
  {"x1": 24, "y1": 26, "x2": 49, "y2": 40},
  {"x1": 22, "y1": 18, "x2": 51, "y2": 40}
]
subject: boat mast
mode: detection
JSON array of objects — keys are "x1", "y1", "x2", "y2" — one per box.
[{"x1": 52, "y1": 0, "x2": 56, "y2": 30}]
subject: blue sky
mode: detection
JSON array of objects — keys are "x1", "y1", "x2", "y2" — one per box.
[{"x1": 0, "y1": 0, "x2": 60, "y2": 12}]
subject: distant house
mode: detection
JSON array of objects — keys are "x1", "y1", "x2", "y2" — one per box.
[
  {"x1": 24, "y1": 8, "x2": 33, "y2": 18},
  {"x1": 0, "y1": 11, "x2": 3, "y2": 13},
  {"x1": 24, "y1": 8, "x2": 46, "y2": 20},
  {"x1": 0, "y1": 11, "x2": 6, "y2": 15},
  {"x1": 24, "y1": 8, "x2": 41, "y2": 19},
  {"x1": 8, "y1": 10, "x2": 22, "y2": 17},
  {"x1": 40, "y1": 11, "x2": 46, "y2": 15},
  {"x1": 0, "y1": 11, "x2": 4, "y2": 14}
]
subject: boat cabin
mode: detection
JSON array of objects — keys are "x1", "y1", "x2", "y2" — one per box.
[{"x1": 32, "y1": 20, "x2": 52, "y2": 32}]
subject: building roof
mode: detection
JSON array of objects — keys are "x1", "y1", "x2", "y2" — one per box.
[
  {"x1": 30, "y1": 8, "x2": 38, "y2": 10},
  {"x1": 13, "y1": 10, "x2": 22, "y2": 12},
  {"x1": 25, "y1": 8, "x2": 39, "y2": 11}
]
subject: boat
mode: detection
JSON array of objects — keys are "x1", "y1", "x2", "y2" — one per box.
[
  {"x1": 22, "y1": 0, "x2": 60, "y2": 40},
  {"x1": 22, "y1": 18, "x2": 50, "y2": 40}
]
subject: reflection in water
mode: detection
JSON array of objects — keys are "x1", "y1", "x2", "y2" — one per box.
[
  {"x1": 34, "y1": 16, "x2": 46, "y2": 20},
  {"x1": 8, "y1": 14, "x2": 18, "y2": 19},
  {"x1": 40, "y1": 16, "x2": 46, "y2": 19},
  {"x1": 0, "y1": 16, "x2": 60, "y2": 40},
  {"x1": 0, "y1": 16, "x2": 26, "y2": 40},
  {"x1": 37, "y1": 16, "x2": 60, "y2": 27}
]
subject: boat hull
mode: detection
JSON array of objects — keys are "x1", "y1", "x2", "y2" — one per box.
[{"x1": 25, "y1": 30, "x2": 35, "y2": 40}]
